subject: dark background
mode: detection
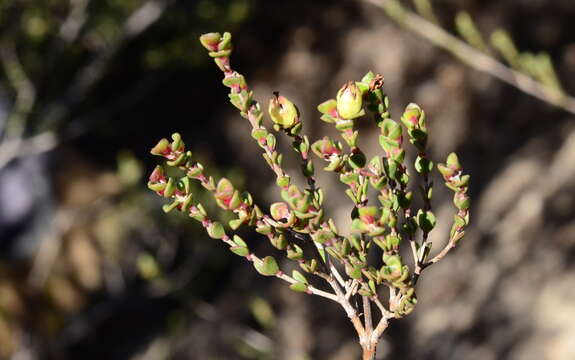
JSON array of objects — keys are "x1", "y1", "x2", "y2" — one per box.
[{"x1": 1, "y1": 0, "x2": 574, "y2": 359}]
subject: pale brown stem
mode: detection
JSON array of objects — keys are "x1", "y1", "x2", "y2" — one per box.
[
  {"x1": 362, "y1": 344, "x2": 377, "y2": 360},
  {"x1": 365, "y1": 0, "x2": 575, "y2": 115},
  {"x1": 363, "y1": 296, "x2": 373, "y2": 334},
  {"x1": 361, "y1": 296, "x2": 377, "y2": 360}
]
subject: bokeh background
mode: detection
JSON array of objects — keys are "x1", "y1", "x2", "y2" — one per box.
[{"x1": 1, "y1": 0, "x2": 575, "y2": 359}]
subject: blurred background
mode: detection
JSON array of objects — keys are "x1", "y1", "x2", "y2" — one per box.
[{"x1": 1, "y1": 0, "x2": 574, "y2": 359}]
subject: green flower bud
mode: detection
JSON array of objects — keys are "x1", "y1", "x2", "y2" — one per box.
[
  {"x1": 199, "y1": 32, "x2": 222, "y2": 51},
  {"x1": 268, "y1": 93, "x2": 299, "y2": 129},
  {"x1": 336, "y1": 82, "x2": 363, "y2": 119},
  {"x1": 446, "y1": 152, "x2": 462, "y2": 171},
  {"x1": 401, "y1": 103, "x2": 425, "y2": 130}
]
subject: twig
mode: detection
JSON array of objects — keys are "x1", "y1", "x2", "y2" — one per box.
[
  {"x1": 42, "y1": 0, "x2": 173, "y2": 130},
  {"x1": 373, "y1": 296, "x2": 394, "y2": 319},
  {"x1": 364, "y1": 0, "x2": 575, "y2": 115},
  {"x1": 330, "y1": 262, "x2": 348, "y2": 290},
  {"x1": 345, "y1": 279, "x2": 359, "y2": 300},
  {"x1": 275, "y1": 272, "x2": 340, "y2": 302},
  {"x1": 325, "y1": 274, "x2": 365, "y2": 338},
  {"x1": 0, "y1": 1, "x2": 170, "y2": 170},
  {"x1": 0, "y1": 41, "x2": 37, "y2": 167},
  {"x1": 423, "y1": 227, "x2": 465, "y2": 267},
  {"x1": 59, "y1": 0, "x2": 90, "y2": 43}
]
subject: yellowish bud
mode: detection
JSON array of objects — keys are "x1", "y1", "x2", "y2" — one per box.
[
  {"x1": 268, "y1": 93, "x2": 299, "y2": 129},
  {"x1": 336, "y1": 82, "x2": 363, "y2": 119}
]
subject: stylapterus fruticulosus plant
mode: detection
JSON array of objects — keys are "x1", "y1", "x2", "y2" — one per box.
[{"x1": 147, "y1": 32, "x2": 470, "y2": 360}]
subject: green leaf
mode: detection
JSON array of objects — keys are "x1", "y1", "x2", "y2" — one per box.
[
  {"x1": 250, "y1": 128, "x2": 268, "y2": 141},
  {"x1": 417, "y1": 209, "x2": 437, "y2": 233},
  {"x1": 452, "y1": 174, "x2": 471, "y2": 188},
  {"x1": 415, "y1": 156, "x2": 433, "y2": 174},
  {"x1": 150, "y1": 138, "x2": 170, "y2": 156},
  {"x1": 276, "y1": 175, "x2": 291, "y2": 188},
  {"x1": 254, "y1": 256, "x2": 279, "y2": 276},
  {"x1": 351, "y1": 218, "x2": 367, "y2": 233},
  {"x1": 346, "y1": 264, "x2": 363, "y2": 279},
  {"x1": 358, "y1": 284, "x2": 374, "y2": 297},
  {"x1": 229, "y1": 218, "x2": 243, "y2": 230},
  {"x1": 162, "y1": 201, "x2": 179, "y2": 213},
  {"x1": 379, "y1": 135, "x2": 399, "y2": 153},
  {"x1": 207, "y1": 221, "x2": 225, "y2": 239},
  {"x1": 370, "y1": 176, "x2": 387, "y2": 191},
  {"x1": 292, "y1": 270, "x2": 308, "y2": 284},
  {"x1": 233, "y1": 235, "x2": 247, "y2": 247},
  {"x1": 446, "y1": 152, "x2": 461, "y2": 169},
  {"x1": 437, "y1": 163, "x2": 454, "y2": 179},
  {"x1": 325, "y1": 156, "x2": 344, "y2": 172},
  {"x1": 348, "y1": 152, "x2": 367, "y2": 169},
  {"x1": 369, "y1": 279, "x2": 377, "y2": 294},
  {"x1": 453, "y1": 214, "x2": 466, "y2": 227},
  {"x1": 166, "y1": 152, "x2": 188, "y2": 167},
  {"x1": 180, "y1": 194, "x2": 193, "y2": 212},
  {"x1": 163, "y1": 177, "x2": 176, "y2": 198},
  {"x1": 270, "y1": 234, "x2": 288, "y2": 250},
  {"x1": 270, "y1": 202, "x2": 290, "y2": 220},
  {"x1": 320, "y1": 113, "x2": 336, "y2": 124},
  {"x1": 230, "y1": 246, "x2": 249, "y2": 257},
  {"x1": 170, "y1": 133, "x2": 183, "y2": 151},
  {"x1": 349, "y1": 234, "x2": 362, "y2": 251},
  {"x1": 289, "y1": 282, "x2": 308, "y2": 293},
  {"x1": 199, "y1": 32, "x2": 222, "y2": 50},
  {"x1": 386, "y1": 234, "x2": 401, "y2": 248},
  {"x1": 255, "y1": 224, "x2": 272, "y2": 235},
  {"x1": 148, "y1": 181, "x2": 166, "y2": 192},
  {"x1": 358, "y1": 206, "x2": 379, "y2": 218},
  {"x1": 287, "y1": 244, "x2": 304, "y2": 261},
  {"x1": 345, "y1": 188, "x2": 358, "y2": 204},
  {"x1": 266, "y1": 133, "x2": 276, "y2": 149},
  {"x1": 382, "y1": 254, "x2": 402, "y2": 270},
  {"x1": 454, "y1": 192, "x2": 471, "y2": 210},
  {"x1": 361, "y1": 71, "x2": 375, "y2": 83},
  {"x1": 317, "y1": 99, "x2": 337, "y2": 114}
]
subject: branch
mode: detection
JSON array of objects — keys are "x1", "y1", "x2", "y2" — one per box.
[
  {"x1": 423, "y1": 230, "x2": 464, "y2": 267},
  {"x1": 362, "y1": 296, "x2": 373, "y2": 334},
  {"x1": 0, "y1": 41, "x2": 37, "y2": 157},
  {"x1": 43, "y1": 0, "x2": 172, "y2": 130},
  {"x1": 275, "y1": 272, "x2": 339, "y2": 303},
  {"x1": 325, "y1": 273, "x2": 365, "y2": 338},
  {"x1": 364, "y1": 0, "x2": 575, "y2": 115},
  {"x1": 59, "y1": 0, "x2": 90, "y2": 43},
  {"x1": 0, "y1": 0, "x2": 171, "y2": 170}
]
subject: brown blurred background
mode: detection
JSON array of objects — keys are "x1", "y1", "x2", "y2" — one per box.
[{"x1": 1, "y1": 0, "x2": 574, "y2": 359}]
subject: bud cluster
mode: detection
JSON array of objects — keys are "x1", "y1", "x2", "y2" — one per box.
[{"x1": 149, "y1": 32, "x2": 471, "y2": 358}]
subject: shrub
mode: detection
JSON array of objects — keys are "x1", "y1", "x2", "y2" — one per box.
[{"x1": 148, "y1": 32, "x2": 470, "y2": 359}]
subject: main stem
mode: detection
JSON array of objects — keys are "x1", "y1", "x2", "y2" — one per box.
[
  {"x1": 361, "y1": 301, "x2": 391, "y2": 360},
  {"x1": 361, "y1": 296, "x2": 376, "y2": 359}
]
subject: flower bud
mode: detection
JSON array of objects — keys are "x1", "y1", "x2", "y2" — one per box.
[
  {"x1": 336, "y1": 82, "x2": 363, "y2": 119},
  {"x1": 268, "y1": 93, "x2": 299, "y2": 129},
  {"x1": 199, "y1": 33, "x2": 222, "y2": 51},
  {"x1": 401, "y1": 103, "x2": 425, "y2": 130},
  {"x1": 311, "y1": 136, "x2": 342, "y2": 159},
  {"x1": 446, "y1": 152, "x2": 462, "y2": 170}
]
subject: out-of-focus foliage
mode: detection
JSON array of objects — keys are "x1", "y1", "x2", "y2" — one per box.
[{"x1": 0, "y1": 0, "x2": 257, "y2": 359}]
